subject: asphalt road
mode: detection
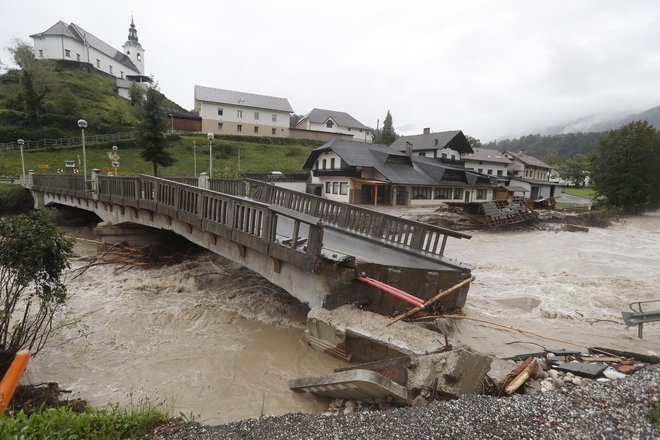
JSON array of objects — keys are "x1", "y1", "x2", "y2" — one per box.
[{"x1": 555, "y1": 192, "x2": 592, "y2": 205}]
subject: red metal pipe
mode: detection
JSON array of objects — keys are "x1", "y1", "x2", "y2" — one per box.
[{"x1": 355, "y1": 276, "x2": 424, "y2": 307}]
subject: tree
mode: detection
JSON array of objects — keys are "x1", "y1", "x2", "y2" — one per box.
[
  {"x1": 591, "y1": 120, "x2": 660, "y2": 213},
  {"x1": 140, "y1": 85, "x2": 176, "y2": 176},
  {"x1": 558, "y1": 154, "x2": 590, "y2": 187},
  {"x1": 290, "y1": 113, "x2": 303, "y2": 127},
  {"x1": 466, "y1": 135, "x2": 482, "y2": 148},
  {"x1": 380, "y1": 110, "x2": 397, "y2": 145},
  {"x1": 7, "y1": 39, "x2": 54, "y2": 126},
  {"x1": 129, "y1": 82, "x2": 145, "y2": 106},
  {"x1": 0, "y1": 210, "x2": 74, "y2": 376}
]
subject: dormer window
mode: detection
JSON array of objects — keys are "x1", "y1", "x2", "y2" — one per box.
[
  {"x1": 127, "y1": 51, "x2": 130, "y2": 55},
  {"x1": 137, "y1": 52, "x2": 141, "y2": 61},
  {"x1": 326, "y1": 120, "x2": 334, "y2": 128}
]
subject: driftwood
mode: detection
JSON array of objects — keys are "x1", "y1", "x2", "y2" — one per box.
[{"x1": 387, "y1": 276, "x2": 475, "y2": 326}]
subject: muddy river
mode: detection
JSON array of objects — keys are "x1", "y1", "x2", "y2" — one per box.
[{"x1": 27, "y1": 211, "x2": 660, "y2": 425}]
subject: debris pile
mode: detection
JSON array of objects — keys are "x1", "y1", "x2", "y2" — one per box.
[{"x1": 486, "y1": 349, "x2": 655, "y2": 397}]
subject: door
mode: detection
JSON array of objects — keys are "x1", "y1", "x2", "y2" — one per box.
[{"x1": 464, "y1": 190, "x2": 470, "y2": 202}]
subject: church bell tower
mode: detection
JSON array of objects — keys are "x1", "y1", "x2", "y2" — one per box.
[{"x1": 121, "y1": 17, "x2": 145, "y2": 75}]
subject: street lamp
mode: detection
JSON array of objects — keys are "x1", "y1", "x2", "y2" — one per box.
[
  {"x1": 77, "y1": 119, "x2": 88, "y2": 185},
  {"x1": 17, "y1": 139, "x2": 25, "y2": 180},
  {"x1": 207, "y1": 132, "x2": 214, "y2": 178}
]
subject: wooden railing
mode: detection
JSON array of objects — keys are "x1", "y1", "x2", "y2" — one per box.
[{"x1": 244, "y1": 179, "x2": 470, "y2": 257}]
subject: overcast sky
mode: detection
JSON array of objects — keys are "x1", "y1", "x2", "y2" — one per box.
[{"x1": 2, "y1": 0, "x2": 659, "y2": 141}]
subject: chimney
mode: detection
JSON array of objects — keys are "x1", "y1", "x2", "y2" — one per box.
[
  {"x1": 423, "y1": 128, "x2": 431, "y2": 135},
  {"x1": 405, "y1": 141, "x2": 413, "y2": 157}
]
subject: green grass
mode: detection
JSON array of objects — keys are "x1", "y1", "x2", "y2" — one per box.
[
  {"x1": 0, "y1": 134, "x2": 316, "y2": 177},
  {"x1": 561, "y1": 187, "x2": 596, "y2": 199},
  {"x1": 0, "y1": 401, "x2": 177, "y2": 440}
]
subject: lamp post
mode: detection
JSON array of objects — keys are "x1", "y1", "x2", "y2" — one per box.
[
  {"x1": 193, "y1": 140, "x2": 197, "y2": 177},
  {"x1": 207, "y1": 132, "x2": 214, "y2": 178},
  {"x1": 17, "y1": 139, "x2": 25, "y2": 180},
  {"x1": 77, "y1": 119, "x2": 88, "y2": 185}
]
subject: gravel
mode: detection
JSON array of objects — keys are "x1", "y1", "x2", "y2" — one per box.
[{"x1": 148, "y1": 364, "x2": 659, "y2": 439}]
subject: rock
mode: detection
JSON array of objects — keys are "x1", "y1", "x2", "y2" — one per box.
[
  {"x1": 552, "y1": 378, "x2": 565, "y2": 388},
  {"x1": 411, "y1": 395, "x2": 428, "y2": 407},
  {"x1": 603, "y1": 368, "x2": 627, "y2": 380},
  {"x1": 487, "y1": 357, "x2": 518, "y2": 386},
  {"x1": 571, "y1": 376, "x2": 583, "y2": 386},
  {"x1": 548, "y1": 369, "x2": 560, "y2": 380},
  {"x1": 596, "y1": 378, "x2": 611, "y2": 383},
  {"x1": 617, "y1": 364, "x2": 643, "y2": 375},
  {"x1": 541, "y1": 378, "x2": 555, "y2": 393},
  {"x1": 524, "y1": 379, "x2": 542, "y2": 395}
]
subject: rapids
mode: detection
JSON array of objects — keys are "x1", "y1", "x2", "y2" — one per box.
[{"x1": 26, "y1": 211, "x2": 660, "y2": 424}]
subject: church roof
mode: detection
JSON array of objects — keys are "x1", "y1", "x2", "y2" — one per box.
[
  {"x1": 30, "y1": 20, "x2": 140, "y2": 73},
  {"x1": 195, "y1": 85, "x2": 293, "y2": 113}
]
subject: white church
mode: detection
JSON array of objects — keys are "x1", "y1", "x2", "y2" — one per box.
[{"x1": 30, "y1": 18, "x2": 151, "y2": 98}]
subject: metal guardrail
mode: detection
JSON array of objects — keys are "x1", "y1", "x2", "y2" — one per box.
[{"x1": 0, "y1": 131, "x2": 141, "y2": 152}]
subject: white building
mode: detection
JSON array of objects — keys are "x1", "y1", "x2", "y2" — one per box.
[
  {"x1": 30, "y1": 18, "x2": 151, "y2": 98},
  {"x1": 461, "y1": 148, "x2": 512, "y2": 184},
  {"x1": 295, "y1": 108, "x2": 373, "y2": 143},
  {"x1": 195, "y1": 85, "x2": 294, "y2": 138}
]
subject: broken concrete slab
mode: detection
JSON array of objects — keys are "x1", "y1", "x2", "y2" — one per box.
[
  {"x1": 306, "y1": 305, "x2": 448, "y2": 363},
  {"x1": 288, "y1": 369, "x2": 408, "y2": 403},
  {"x1": 406, "y1": 350, "x2": 492, "y2": 399},
  {"x1": 555, "y1": 362, "x2": 606, "y2": 378},
  {"x1": 487, "y1": 357, "x2": 518, "y2": 386}
]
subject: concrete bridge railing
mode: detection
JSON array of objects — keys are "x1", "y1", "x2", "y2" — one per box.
[{"x1": 30, "y1": 172, "x2": 325, "y2": 273}]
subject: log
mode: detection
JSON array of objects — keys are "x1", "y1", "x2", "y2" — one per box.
[
  {"x1": 387, "y1": 276, "x2": 475, "y2": 326},
  {"x1": 504, "y1": 357, "x2": 534, "y2": 395}
]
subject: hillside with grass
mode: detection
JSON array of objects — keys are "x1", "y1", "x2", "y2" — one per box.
[{"x1": 0, "y1": 58, "x2": 184, "y2": 141}]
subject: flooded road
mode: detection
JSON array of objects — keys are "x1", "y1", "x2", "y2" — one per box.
[{"x1": 26, "y1": 211, "x2": 660, "y2": 424}]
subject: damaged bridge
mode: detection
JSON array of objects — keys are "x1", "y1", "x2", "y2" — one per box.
[{"x1": 25, "y1": 172, "x2": 473, "y2": 315}]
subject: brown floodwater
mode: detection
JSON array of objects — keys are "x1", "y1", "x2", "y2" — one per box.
[{"x1": 26, "y1": 211, "x2": 660, "y2": 425}]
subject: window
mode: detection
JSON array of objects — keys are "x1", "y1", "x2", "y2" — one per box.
[
  {"x1": 333, "y1": 182, "x2": 339, "y2": 194},
  {"x1": 254, "y1": 126, "x2": 259, "y2": 134},
  {"x1": 127, "y1": 51, "x2": 130, "y2": 55},
  {"x1": 435, "y1": 187, "x2": 451, "y2": 199},
  {"x1": 487, "y1": 169, "x2": 493, "y2": 175},
  {"x1": 271, "y1": 128, "x2": 276, "y2": 135},
  {"x1": 441, "y1": 153, "x2": 447, "y2": 159},
  {"x1": 65, "y1": 49, "x2": 71, "y2": 57},
  {"x1": 453, "y1": 189, "x2": 463, "y2": 200},
  {"x1": 326, "y1": 120, "x2": 334, "y2": 128},
  {"x1": 254, "y1": 112, "x2": 259, "y2": 120},
  {"x1": 109, "y1": 65, "x2": 113, "y2": 74},
  {"x1": 120, "y1": 71, "x2": 124, "y2": 79},
  {"x1": 359, "y1": 129, "x2": 363, "y2": 132},
  {"x1": 218, "y1": 108, "x2": 223, "y2": 116},
  {"x1": 419, "y1": 152, "x2": 426, "y2": 157},
  {"x1": 476, "y1": 189, "x2": 487, "y2": 200},
  {"x1": 322, "y1": 159, "x2": 327, "y2": 170},
  {"x1": 218, "y1": 122, "x2": 223, "y2": 130},
  {"x1": 96, "y1": 59, "x2": 101, "y2": 68},
  {"x1": 38, "y1": 50, "x2": 43, "y2": 57},
  {"x1": 76, "y1": 53, "x2": 81, "y2": 61},
  {"x1": 451, "y1": 155, "x2": 456, "y2": 160},
  {"x1": 340, "y1": 182, "x2": 348, "y2": 195},
  {"x1": 137, "y1": 52, "x2": 141, "y2": 61},
  {"x1": 272, "y1": 114, "x2": 277, "y2": 122},
  {"x1": 348, "y1": 128, "x2": 352, "y2": 131},
  {"x1": 325, "y1": 182, "x2": 331, "y2": 193},
  {"x1": 477, "y1": 168, "x2": 483, "y2": 173},
  {"x1": 237, "y1": 124, "x2": 242, "y2": 132},
  {"x1": 330, "y1": 158, "x2": 336, "y2": 169},
  {"x1": 411, "y1": 187, "x2": 432, "y2": 200},
  {"x1": 237, "y1": 110, "x2": 243, "y2": 118},
  {"x1": 497, "y1": 170, "x2": 503, "y2": 176}
]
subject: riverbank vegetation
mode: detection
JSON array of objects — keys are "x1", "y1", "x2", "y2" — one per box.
[
  {"x1": 0, "y1": 399, "x2": 175, "y2": 439},
  {"x1": 0, "y1": 182, "x2": 32, "y2": 213}
]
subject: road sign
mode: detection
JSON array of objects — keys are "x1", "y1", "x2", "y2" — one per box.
[
  {"x1": 112, "y1": 160, "x2": 120, "y2": 167},
  {"x1": 37, "y1": 164, "x2": 49, "y2": 169},
  {"x1": 65, "y1": 160, "x2": 75, "y2": 168},
  {"x1": 111, "y1": 153, "x2": 120, "y2": 161}
]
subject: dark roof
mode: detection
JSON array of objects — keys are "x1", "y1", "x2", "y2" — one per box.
[
  {"x1": 194, "y1": 85, "x2": 293, "y2": 112},
  {"x1": 298, "y1": 108, "x2": 370, "y2": 130},
  {"x1": 304, "y1": 140, "x2": 490, "y2": 187},
  {"x1": 462, "y1": 148, "x2": 513, "y2": 164},
  {"x1": 31, "y1": 21, "x2": 140, "y2": 72},
  {"x1": 504, "y1": 151, "x2": 553, "y2": 169},
  {"x1": 390, "y1": 130, "x2": 474, "y2": 155}
]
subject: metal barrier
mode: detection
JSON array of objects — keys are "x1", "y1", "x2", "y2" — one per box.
[{"x1": 622, "y1": 300, "x2": 660, "y2": 338}]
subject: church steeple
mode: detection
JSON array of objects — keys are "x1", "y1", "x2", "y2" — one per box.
[{"x1": 127, "y1": 17, "x2": 139, "y2": 43}]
